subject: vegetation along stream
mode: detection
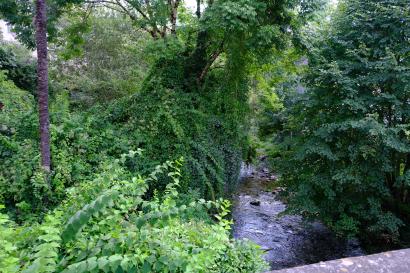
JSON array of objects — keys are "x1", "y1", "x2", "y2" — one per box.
[
  {"x1": 232, "y1": 164, "x2": 364, "y2": 270},
  {"x1": 1, "y1": 0, "x2": 409, "y2": 272}
]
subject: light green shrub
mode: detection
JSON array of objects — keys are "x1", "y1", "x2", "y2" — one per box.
[{"x1": 0, "y1": 155, "x2": 268, "y2": 273}]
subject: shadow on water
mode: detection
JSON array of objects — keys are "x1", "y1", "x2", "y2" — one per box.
[{"x1": 232, "y1": 165, "x2": 364, "y2": 270}]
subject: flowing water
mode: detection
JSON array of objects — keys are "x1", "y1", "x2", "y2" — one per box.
[{"x1": 232, "y1": 165, "x2": 364, "y2": 270}]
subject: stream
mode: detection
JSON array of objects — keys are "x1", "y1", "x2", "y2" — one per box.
[{"x1": 232, "y1": 165, "x2": 364, "y2": 271}]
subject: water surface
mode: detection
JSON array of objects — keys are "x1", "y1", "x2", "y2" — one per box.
[{"x1": 232, "y1": 167, "x2": 364, "y2": 270}]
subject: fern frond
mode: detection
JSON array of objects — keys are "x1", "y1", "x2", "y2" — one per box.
[
  {"x1": 61, "y1": 255, "x2": 137, "y2": 273},
  {"x1": 135, "y1": 205, "x2": 188, "y2": 228},
  {"x1": 22, "y1": 213, "x2": 62, "y2": 273},
  {"x1": 61, "y1": 190, "x2": 120, "y2": 243},
  {"x1": 0, "y1": 207, "x2": 20, "y2": 273}
]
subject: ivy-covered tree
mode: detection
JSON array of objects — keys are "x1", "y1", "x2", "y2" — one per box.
[{"x1": 281, "y1": 0, "x2": 410, "y2": 241}]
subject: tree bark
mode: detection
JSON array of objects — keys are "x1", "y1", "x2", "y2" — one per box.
[
  {"x1": 196, "y1": 0, "x2": 201, "y2": 18},
  {"x1": 198, "y1": 41, "x2": 223, "y2": 83},
  {"x1": 35, "y1": 0, "x2": 51, "y2": 172},
  {"x1": 168, "y1": 0, "x2": 180, "y2": 35}
]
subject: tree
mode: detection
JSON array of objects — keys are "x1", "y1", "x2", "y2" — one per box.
[
  {"x1": 1, "y1": 0, "x2": 322, "y2": 203},
  {"x1": 280, "y1": 0, "x2": 410, "y2": 241},
  {"x1": 36, "y1": 0, "x2": 51, "y2": 172},
  {"x1": 0, "y1": 0, "x2": 83, "y2": 48},
  {"x1": 50, "y1": 11, "x2": 151, "y2": 106},
  {"x1": 0, "y1": 41, "x2": 37, "y2": 93},
  {"x1": 81, "y1": 0, "x2": 182, "y2": 39}
]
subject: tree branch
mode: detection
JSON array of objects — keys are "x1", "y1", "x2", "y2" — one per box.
[
  {"x1": 198, "y1": 42, "x2": 224, "y2": 83},
  {"x1": 84, "y1": 0, "x2": 118, "y2": 6},
  {"x1": 113, "y1": 0, "x2": 137, "y2": 20},
  {"x1": 100, "y1": 3, "x2": 128, "y2": 16},
  {"x1": 123, "y1": 0, "x2": 150, "y2": 21}
]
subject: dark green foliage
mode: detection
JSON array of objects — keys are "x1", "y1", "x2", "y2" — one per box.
[
  {"x1": 103, "y1": 55, "x2": 247, "y2": 200},
  {"x1": 0, "y1": 0, "x2": 85, "y2": 48},
  {"x1": 0, "y1": 73, "x2": 38, "y2": 220},
  {"x1": 0, "y1": 85, "x2": 139, "y2": 221},
  {"x1": 0, "y1": 0, "x2": 37, "y2": 48},
  {"x1": 0, "y1": 157, "x2": 269, "y2": 273},
  {"x1": 279, "y1": 0, "x2": 410, "y2": 241},
  {"x1": 0, "y1": 42, "x2": 36, "y2": 93},
  {"x1": 61, "y1": 189, "x2": 120, "y2": 243},
  {"x1": 51, "y1": 12, "x2": 151, "y2": 106}
]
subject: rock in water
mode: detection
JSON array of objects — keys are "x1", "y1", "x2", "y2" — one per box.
[{"x1": 250, "y1": 200, "x2": 261, "y2": 206}]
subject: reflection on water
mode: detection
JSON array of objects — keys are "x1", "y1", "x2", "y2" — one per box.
[{"x1": 232, "y1": 166, "x2": 364, "y2": 270}]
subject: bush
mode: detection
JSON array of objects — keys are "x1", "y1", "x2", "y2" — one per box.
[
  {"x1": 0, "y1": 42, "x2": 36, "y2": 94},
  {"x1": 0, "y1": 156, "x2": 268, "y2": 273},
  {"x1": 279, "y1": 0, "x2": 410, "y2": 241},
  {"x1": 0, "y1": 80, "x2": 140, "y2": 221}
]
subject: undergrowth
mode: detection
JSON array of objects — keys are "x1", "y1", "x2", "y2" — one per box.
[{"x1": 0, "y1": 153, "x2": 268, "y2": 273}]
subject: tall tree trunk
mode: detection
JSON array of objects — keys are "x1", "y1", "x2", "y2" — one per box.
[
  {"x1": 168, "y1": 0, "x2": 180, "y2": 36},
  {"x1": 35, "y1": 0, "x2": 51, "y2": 172},
  {"x1": 196, "y1": 0, "x2": 201, "y2": 18}
]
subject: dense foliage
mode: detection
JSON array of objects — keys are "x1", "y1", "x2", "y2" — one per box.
[
  {"x1": 0, "y1": 41, "x2": 36, "y2": 93},
  {"x1": 7, "y1": 0, "x2": 409, "y2": 270},
  {"x1": 0, "y1": 155, "x2": 268, "y2": 272},
  {"x1": 51, "y1": 12, "x2": 151, "y2": 106},
  {"x1": 1, "y1": 82, "x2": 120, "y2": 221},
  {"x1": 1, "y1": 0, "x2": 315, "y2": 220},
  {"x1": 276, "y1": 0, "x2": 410, "y2": 243}
]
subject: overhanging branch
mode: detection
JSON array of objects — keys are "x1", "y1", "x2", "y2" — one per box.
[{"x1": 198, "y1": 41, "x2": 224, "y2": 83}]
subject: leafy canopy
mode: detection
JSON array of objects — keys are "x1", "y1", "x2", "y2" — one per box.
[{"x1": 278, "y1": 0, "x2": 410, "y2": 241}]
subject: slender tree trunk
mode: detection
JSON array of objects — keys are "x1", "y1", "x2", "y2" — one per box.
[
  {"x1": 196, "y1": 0, "x2": 201, "y2": 18},
  {"x1": 35, "y1": 0, "x2": 51, "y2": 172},
  {"x1": 169, "y1": 0, "x2": 180, "y2": 36}
]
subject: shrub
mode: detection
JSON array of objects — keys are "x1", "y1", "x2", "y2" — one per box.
[
  {"x1": 0, "y1": 156, "x2": 268, "y2": 273},
  {"x1": 279, "y1": 0, "x2": 410, "y2": 241},
  {"x1": 0, "y1": 42, "x2": 36, "y2": 94},
  {"x1": 0, "y1": 81, "x2": 139, "y2": 221}
]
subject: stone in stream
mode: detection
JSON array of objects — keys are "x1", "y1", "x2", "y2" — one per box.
[
  {"x1": 272, "y1": 187, "x2": 285, "y2": 195},
  {"x1": 250, "y1": 200, "x2": 261, "y2": 206}
]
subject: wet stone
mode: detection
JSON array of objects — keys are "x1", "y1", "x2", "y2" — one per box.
[{"x1": 250, "y1": 200, "x2": 261, "y2": 206}]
